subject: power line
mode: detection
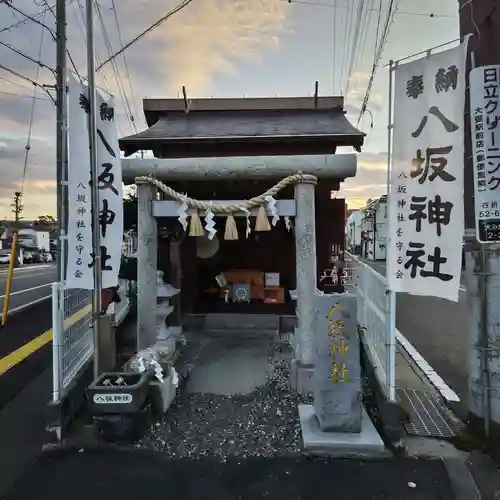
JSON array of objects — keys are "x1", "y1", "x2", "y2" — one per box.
[
  {"x1": 21, "y1": 12, "x2": 47, "y2": 193},
  {"x1": 37, "y1": 0, "x2": 84, "y2": 82},
  {"x1": 95, "y1": 1, "x2": 136, "y2": 133},
  {"x1": 344, "y1": 0, "x2": 371, "y2": 97},
  {"x1": 356, "y1": 0, "x2": 400, "y2": 125},
  {"x1": 0, "y1": 38, "x2": 55, "y2": 73},
  {"x1": 110, "y1": 0, "x2": 141, "y2": 129},
  {"x1": 0, "y1": 74, "x2": 40, "y2": 93},
  {"x1": 0, "y1": 62, "x2": 55, "y2": 102},
  {"x1": 97, "y1": 0, "x2": 194, "y2": 71},
  {"x1": 0, "y1": 89, "x2": 50, "y2": 100},
  {"x1": 282, "y1": 0, "x2": 455, "y2": 18},
  {"x1": 0, "y1": 0, "x2": 76, "y2": 33},
  {"x1": 1, "y1": 0, "x2": 83, "y2": 82},
  {"x1": 72, "y1": 0, "x2": 111, "y2": 91},
  {"x1": 0, "y1": 0, "x2": 55, "y2": 35}
]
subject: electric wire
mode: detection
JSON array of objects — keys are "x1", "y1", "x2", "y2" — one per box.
[
  {"x1": 0, "y1": 0, "x2": 55, "y2": 35},
  {"x1": 37, "y1": 0, "x2": 84, "y2": 82},
  {"x1": 372, "y1": 0, "x2": 383, "y2": 68},
  {"x1": 282, "y1": 0, "x2": 455, "y2": 18},
  {"x1": 73, "y1": 0, "x2": 111, "y2": 92},
  {"x1": 96, "y1": 0, "x2": 194, "y2": 71},
  {"x1": 338, "y1": 0, "x2": 355, "y2": 94},
  {"x1": 0, "y1": 38, "x2": 55, "y2": 74},
  {"x1": 0, "y1": 89, "x2": 50, "y2": 100},
  {"x1": 72, "y1": 0, "x2": 125, "y2": 136},
  {"x1": 0, "y1": 0, "x2": 77, "y2": 33},
  {"x1": 110, "y1": 0, "x2": 141, "y2": 129},
  {"x1": 344, "y1": 0, "x2": 368, "y2": 97},
  {"x1": 0, "y1": 74, "x2": 40, "y2": 93},
  {"x1": 95, "y1": 1, "x2": 136, "y2": 133},
  {"x1": 1, "y1": 0, "x2": 83, "y2": 83},
  {"x1": 0, "y1": 63, "x2": 55, "y2": 102},
  {"x1": 21, "y1": 14, "x2": 47, "y2": 194},
  {"x1": 6, "y1": 8, "x2": 40, "y2": 50},
  {"x1": 357, "y1": 0, "x2": 400, "y2": 125},
  {"x1": 331, "y1": 0, "x2": 337, "y2": 93},
  {"x1": 355, "y1": 0, "x2": 374, "y2": 71}
]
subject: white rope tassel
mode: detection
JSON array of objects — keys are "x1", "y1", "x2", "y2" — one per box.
[
  {"x1": 204, "y1": 209, "x2": 217, "y2": 240},
  {"x1": 265, "y1": 195, "x2": 279, "y2": 226},
  {"x1": 176, "y1": 194, "x2": 189, "y2": 231},
  {"x1": 241, "y1": 207, "x2": 251, "y2": 238}
]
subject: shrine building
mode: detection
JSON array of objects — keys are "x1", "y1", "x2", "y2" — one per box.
[{"x1": 118, "y1": 96, "x2": 364, "y2": 355}]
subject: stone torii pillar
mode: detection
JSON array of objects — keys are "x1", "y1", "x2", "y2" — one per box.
[
  {"x1": 293, "y1": 176, "x2": 318, "y2": 392},
  {"x1": 136, "y1": 178, "x2": 158, "y2": 351}
]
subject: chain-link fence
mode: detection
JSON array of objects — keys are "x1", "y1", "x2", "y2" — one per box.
[{"x1": 52, "y1": 283, "x2": 92, "y2": 401}]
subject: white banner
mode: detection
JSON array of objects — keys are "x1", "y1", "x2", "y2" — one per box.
[
  {"x1": 66, "y1": 73, "x2": 123, "y2": 290},
  {"x1": 387, "y1": 42, "x2": 468, "y2": 302},
  {"x1": 67, "y1": 73, "x2": 93, "y2": 289},
  {"x1": 469, "y1": 65, "x2": 500, "y2": 243}
]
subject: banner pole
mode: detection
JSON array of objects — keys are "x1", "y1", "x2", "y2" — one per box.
[
  {"x1": 386, "y1": 60, "x2": 397, "y2": 402},
  {"x1": 86, "y1": 0, "x2": 102, "y2": 379}
]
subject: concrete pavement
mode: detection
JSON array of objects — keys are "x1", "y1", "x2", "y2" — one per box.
[
  {"x1": 0, "y1": 264, "x2": 56, "y2": 314},
  {"x1": 357, "y1": 257, "x2": 469, "y2": 405},
  {"x1": 1, "y1": 450, "x2": 458, "y2": 500}
]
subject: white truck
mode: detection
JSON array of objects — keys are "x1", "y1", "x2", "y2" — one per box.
[{"x1": 17, "y1": 229, "x2": 50, "y2": 252}]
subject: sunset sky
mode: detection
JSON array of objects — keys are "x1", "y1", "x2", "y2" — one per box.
[{"x1": 0, "y1": 0, "x2": 459, "y2": 218}]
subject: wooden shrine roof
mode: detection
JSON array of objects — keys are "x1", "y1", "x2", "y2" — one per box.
[{"x1": 119, "y1": 96, "x2": 365, "y2": 158}]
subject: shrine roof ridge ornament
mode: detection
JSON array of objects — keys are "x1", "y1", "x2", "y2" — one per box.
[{"x1": 121, "y1": 154, "x2": 357, "y2": 184}]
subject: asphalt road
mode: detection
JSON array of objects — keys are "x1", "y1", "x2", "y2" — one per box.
[
  {"x1": 0, "y1": 264, "x2": 56, "y2": 314},
  {"x1": 357, "y1": 257, "x2": 469, "y2": 403}
]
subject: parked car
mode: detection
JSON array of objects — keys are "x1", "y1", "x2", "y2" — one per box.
[
  {"x1": 0, "y1": 250, "x2": 20, "y2": 266},
  {"x1": 32, "y1": 251, "x2": 44, "y2": 263},
  {"x1": 23, "y1": 251, "x2": 34, "y2": 264}
]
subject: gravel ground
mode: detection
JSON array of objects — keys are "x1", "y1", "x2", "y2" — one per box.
[{"x1": 137, "y1": 334, "x2": 313, "y2": 459}]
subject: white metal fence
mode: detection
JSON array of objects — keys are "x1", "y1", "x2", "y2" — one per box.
[
  {"x1": 345, "y1": 252, "x2": 396, "y2": 401},
  {"x1": 52, "y1": 284, "x2": 92, "y2": 401},
  {"x1": 52, "y1": 235, "x2": 137, "y2": 401}
]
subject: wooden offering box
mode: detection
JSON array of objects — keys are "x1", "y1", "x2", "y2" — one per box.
[{"x1": 263, "y1": 286, "x2": 285, "y2": 304}]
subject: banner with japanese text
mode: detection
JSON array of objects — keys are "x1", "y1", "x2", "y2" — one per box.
[
  {"x1": 387, "y1": 42, "x2": 468, "y2": 302},
  {"x1": 66, "y1": 73, "x2": 123, "y2": 290},
  {"x1": 469, "y1": 65, "x2": 500, "y2": 243}
]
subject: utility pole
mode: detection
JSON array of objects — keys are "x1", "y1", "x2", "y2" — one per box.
[
  {"x1": 56, "y1": 0, "x2": 68, "y2": 283},
  {"x1": 460, "y1": 0, "x2": 500, "y2": 437},
  {"x1": 11, "y1": 191, "x2": 23, "y2": 222},
  {"x1": 86, "y1": 0, "x2": 102, "y2": 378}
]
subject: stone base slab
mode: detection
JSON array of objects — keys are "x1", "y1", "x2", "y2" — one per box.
[
  {"x1": 299, "y1": 404, "x2": 387, "y2": 458},
  {"x1": 290, "y1": 359, "x2": 314, "y2": 394}
]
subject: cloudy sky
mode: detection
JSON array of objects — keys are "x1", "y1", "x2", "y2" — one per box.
[{"x1": 0, "y1": 0, "x2": 459, "y2": 218}]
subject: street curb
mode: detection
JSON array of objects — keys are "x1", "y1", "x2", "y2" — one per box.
[
  {"x1": 442, "y1": 457, "x2": 482, "y2": 500},
  {"x1": 395, "y1": 331, "x2": 470, "y2": 423},
  {"x1": 396, "y1": 329, "x2": 460, "y2": 404}
]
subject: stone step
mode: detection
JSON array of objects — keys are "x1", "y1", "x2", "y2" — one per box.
[
  {"x1": 203, "y1": 313, "x2": 280, "y2": 331},
  {"x1": 200, "y1": 329, "x2": 278, "y2": 339}
]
